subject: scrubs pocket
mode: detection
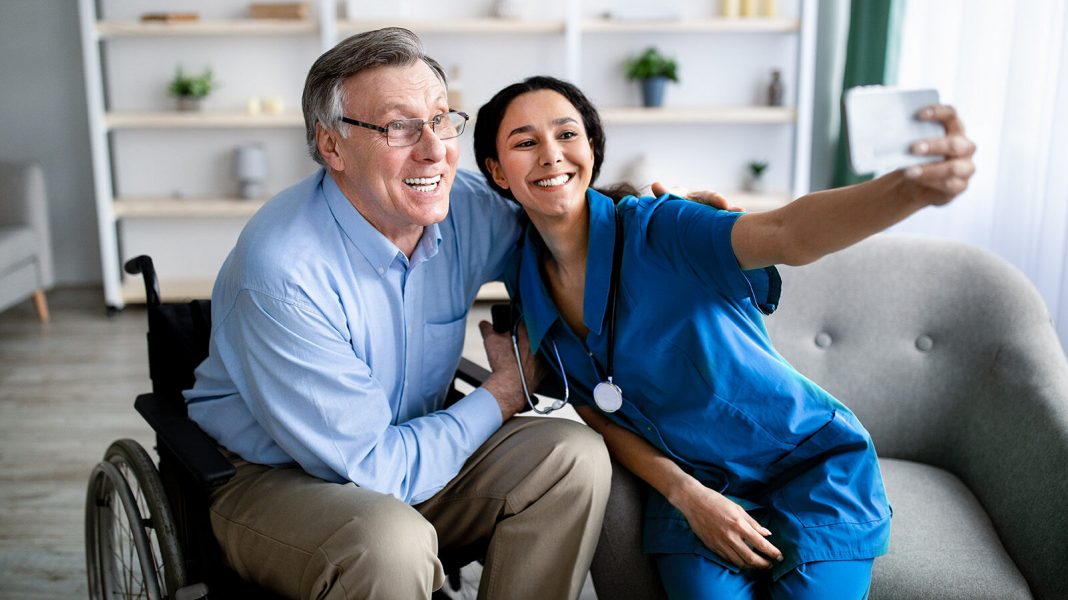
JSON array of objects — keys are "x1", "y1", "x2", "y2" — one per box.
[
  {"x1": 422, "y1": 315, "x2": 468, "y2": 399},
  {"x1": 771, "y1": 411, "x2": 891, "y2": 528}
]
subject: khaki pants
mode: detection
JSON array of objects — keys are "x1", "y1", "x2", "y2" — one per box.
[{"x1": 208, "y1": 417, "x2": 611, "y2": 599}]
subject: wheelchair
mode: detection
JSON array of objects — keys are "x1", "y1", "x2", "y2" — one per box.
[{"x1": 84, "y1": 255, "x2": 493, "y2": 599}]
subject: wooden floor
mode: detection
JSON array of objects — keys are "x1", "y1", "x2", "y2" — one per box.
[
  {"x1": 0, "y1": 288, "x2": 595, "y2": 599},
  {"x1": 1, "y1": 288, "x2": 155, "y2": 598}
]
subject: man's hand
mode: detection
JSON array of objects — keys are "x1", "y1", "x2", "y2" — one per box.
[
  {"x1": 479, "y1": 320, "x2": 545, "y2": 421},
  {"x1": 672, "y1": 479, "x2": 783, "y2": 570},
  {"x1": 904, "y1": 104, "x2": 977, "y2": 206},
  {"x1": 651, "y1": 181, "x2": 743, "y2": 212}
]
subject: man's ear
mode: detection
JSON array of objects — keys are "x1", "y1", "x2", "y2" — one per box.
[
  {"x1": 485, "y1": 158, "x2": 510, "y2": 190},
  {"x1": 316, "y1": 122, "x2": 345, "y2": 172}
]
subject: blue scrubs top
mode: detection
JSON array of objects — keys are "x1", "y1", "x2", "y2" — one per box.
[{"x1": 506, "y1": 189, "x2": 891, "y2": 579}]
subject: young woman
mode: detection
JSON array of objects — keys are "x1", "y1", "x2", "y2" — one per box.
[{"x1": 472, "y1": 76, "x2": 975, "y2": 599}]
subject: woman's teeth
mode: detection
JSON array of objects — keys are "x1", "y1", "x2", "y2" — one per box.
[
  {"x1": 403, "y1": 175, "x2": 442, "y2": 192},
  {"x1": 535, "y1": 174, "x2": 571, "y2": 187}
]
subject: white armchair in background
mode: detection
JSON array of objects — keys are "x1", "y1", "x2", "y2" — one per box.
[{"x1": 0, "y1": 161, "x2": 54, "y2": 322}]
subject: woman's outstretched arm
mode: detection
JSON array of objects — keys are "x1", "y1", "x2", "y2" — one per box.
[
  {"x1": 732, "y1": 104, "x2": 976, "y2": 270},
  {"x1": 576, "y1": 405, "x2": 783, "y2": 569}
]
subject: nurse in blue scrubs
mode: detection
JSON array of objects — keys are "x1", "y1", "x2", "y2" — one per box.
[{"x1": 472, "y1": 76, "x2": 976, "y2": 599}]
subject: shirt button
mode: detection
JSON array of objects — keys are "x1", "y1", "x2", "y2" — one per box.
[{"x1": 377, "y1": 266, "x2": 385, "y2": 274}]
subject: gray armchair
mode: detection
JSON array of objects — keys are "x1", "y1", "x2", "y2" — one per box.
[
  {"x1": 591, "y1": 234, "x2": 1068, "y2": 599},
  {"x1": 0, "y1": 161, "x2": 54, "y2": 321}
]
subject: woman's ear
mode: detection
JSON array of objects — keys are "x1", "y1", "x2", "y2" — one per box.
[
  {"x1": 316, "y1": 122, "x2": 345, "y2": 172},
  {"x1": 485, "y1": 158, "x2": 510, "y2": 190}
]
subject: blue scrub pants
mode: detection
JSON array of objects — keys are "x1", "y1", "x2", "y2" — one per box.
[{"x1": 655, "y1": 553, "x2": 873, "y2": 600}]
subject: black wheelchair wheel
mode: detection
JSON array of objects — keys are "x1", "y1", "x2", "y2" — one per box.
[{"x1": 85, "y1": 439, "x2": 186, "y2": 599}]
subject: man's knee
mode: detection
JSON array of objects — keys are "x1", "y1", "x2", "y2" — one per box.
[
  {"x1": 311, "y1": 495, "x2": 443, "y2": 598},
  {"x1": 532, "y1": 418, "x2": 612, "y2": 494}
]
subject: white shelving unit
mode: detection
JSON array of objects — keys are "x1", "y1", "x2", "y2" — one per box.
[{"x1": 79, "y1": 0, "x2": 816, "y2": 308}]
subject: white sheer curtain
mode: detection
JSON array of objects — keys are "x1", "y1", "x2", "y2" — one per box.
[{"x1": 890, "y1": 0, "x2": 1068, "y2": 352}]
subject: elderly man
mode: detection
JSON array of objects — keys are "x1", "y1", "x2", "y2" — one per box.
[{"x1": 184, "y1": 28, "x2": 610, "y2": 599}]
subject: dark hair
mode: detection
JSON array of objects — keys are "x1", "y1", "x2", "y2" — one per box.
[
  {"x1": 475, "y1": 76, "x2": 635, "y2": 202},
  {"x1": 302, "y1": 27, "x2": 446, "y2": 166}
]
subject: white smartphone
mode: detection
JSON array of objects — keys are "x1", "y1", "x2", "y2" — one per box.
[{"x1": 842, "y1": 86, "x2": 945, "y2": 175}]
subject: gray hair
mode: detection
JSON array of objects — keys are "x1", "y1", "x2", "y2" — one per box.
[{"x1": 301, "y1": 27, "x2": 447, "y2": 166}]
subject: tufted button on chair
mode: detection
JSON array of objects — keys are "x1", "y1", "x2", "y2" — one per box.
[
  {"x1": 590, "y1": 234, "x2": 1068, "y2": 599},
  {"x1": 0, "y1": 162, "x2": 54, "y2": 322}
]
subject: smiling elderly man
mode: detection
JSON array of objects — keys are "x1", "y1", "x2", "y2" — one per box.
[{"x1": 184, "y1": 28, "x2": 610, "y2": 599}]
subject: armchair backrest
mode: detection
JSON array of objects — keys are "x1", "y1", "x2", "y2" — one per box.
[{"x1": 764, "y1": 234, "x2": 1060, "y2": 467}]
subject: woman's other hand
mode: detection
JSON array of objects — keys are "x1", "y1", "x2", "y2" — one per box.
[
  {"x1": 651, "y1": 181, "x2": 743, "y2": 212},
  {"x1": 904, "y1": 104, "x2": 977, "y2": 206},
  {"x1": 672, "y1": 480, "x2": 783, "y2": 570}
]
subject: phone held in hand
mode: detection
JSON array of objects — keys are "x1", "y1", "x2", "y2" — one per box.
[{"x1": 843, "y1": 86, "x2": 945, "y2": 176}]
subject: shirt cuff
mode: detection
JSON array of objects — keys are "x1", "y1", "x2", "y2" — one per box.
[{"x1": 445, "y1": 387, "x2": 504, "y2": 447}]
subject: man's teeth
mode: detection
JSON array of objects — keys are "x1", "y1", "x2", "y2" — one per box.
[
  {"x1": 535, "y1": 174, "x2": 571, "y2": 187},
  {"x1": 403, "y1": 175, "x2": 442, "y2": 192}
]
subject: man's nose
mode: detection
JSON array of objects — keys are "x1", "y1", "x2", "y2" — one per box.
[{"x1": 413, "y1": 123, "x2": 446, "y2": 161}]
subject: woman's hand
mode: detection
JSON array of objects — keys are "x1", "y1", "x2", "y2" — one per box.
[
  {"x1": 904, "y1": 104, "x2": 977, "y2": 206},
  {"x1": 672, "y1": 480, "x2": 783, "y2": 570}
]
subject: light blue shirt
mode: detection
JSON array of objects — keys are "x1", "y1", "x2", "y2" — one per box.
[
  {"x1": 185, "y1": 168, "x2": 522, "y2": 504},
  {"x1": 507, "y1": 189, "x2": 890, "y2": 578}
]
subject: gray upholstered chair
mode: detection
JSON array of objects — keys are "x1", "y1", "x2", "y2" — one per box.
[
  {"x1": 590, "y1": 234, "x2": 1068, "y2": 599},
  {"x1": 0, "y1": 161, "x2": 54, "y2": 322}
]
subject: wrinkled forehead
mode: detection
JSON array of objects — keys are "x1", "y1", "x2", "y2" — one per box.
[{"x1": 343, "y1": 62, "x2": 447, "y2": 119}]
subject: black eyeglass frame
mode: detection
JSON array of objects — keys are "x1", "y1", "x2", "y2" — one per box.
[{"x1": 339, "y1": 110, "x2": 470, "y2": 147}]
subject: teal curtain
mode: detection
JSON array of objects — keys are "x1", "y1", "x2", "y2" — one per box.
[{"x1": 832, "y1": 0, "x2": 906, "y2": 187}]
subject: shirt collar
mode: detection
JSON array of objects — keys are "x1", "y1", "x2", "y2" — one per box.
[
  {"x1": 321, "y1": 170, "x2": 442, "y2": 276},
  {"x1": 517, "y1": 187, "x2": 618, "y2": 353}
]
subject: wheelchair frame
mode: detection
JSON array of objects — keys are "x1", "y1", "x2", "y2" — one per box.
[{"x1": 84, "y1": 255, "x2": 492, "y2": 599}]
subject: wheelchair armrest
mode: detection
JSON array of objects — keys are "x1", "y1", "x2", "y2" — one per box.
[
  {"x1": 134, "y1": 393, "x2": 236, "y2": 489},
  {"x1": 455, "y1": 357, "x2": 490, "y2": 387},
  {"x1": 454, "y1": 357, "x2": 567, "y2": 399}
]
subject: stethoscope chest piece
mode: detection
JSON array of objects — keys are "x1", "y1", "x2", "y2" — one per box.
[{"x1": 593, "y1": 379, "x2": 623, "y2": 413}]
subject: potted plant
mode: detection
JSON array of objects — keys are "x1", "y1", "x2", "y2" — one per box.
[
  {"x1": 625, "y1": 47, "x2": 678, "y2": 108},
  {"x1": 746, "y1": 160, "x2": 769, "y2": 192},
  {"x1": 168, "y1": 66, "x2": 216, "y2": 111}
]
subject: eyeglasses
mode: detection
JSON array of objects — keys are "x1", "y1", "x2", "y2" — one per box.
[{"x1": 340, "y1": 110, "x2": 469, "y2": 147}]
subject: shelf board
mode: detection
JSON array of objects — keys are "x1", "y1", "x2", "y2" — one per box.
[
  {"x1": 96, "y1": 19, "x2": 317, "y2": 38},
  {"x1": 105, "y1": 110, "x2": 304, "y2": 129},
  {"x1": 338, "y1": 18, "x2": 566, "y2": 34},
  {"x1": 725, "y1": 190, "x2": 793, "y2": 212},
  {"x1": 582, "y1": 17, "x2": 801, "y2": 33},
  {"x1": 122, "y1": 277, "x2": 214, "y2": 303},
  {"x1": 600, "y1": 106, "x2": 795, "y2": 124},
  {"x1": 114, "y1": 196, "x2": 266, "y2": 218},
  {"x1": 475, "y1": 281, "x2": 509, "y2": 301}
]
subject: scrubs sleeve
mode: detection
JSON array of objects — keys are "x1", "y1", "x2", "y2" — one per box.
[
  {"x1": 213, "y1": 288, "x2": 502, "y2": 505},
  {"x1": 641, "y1": 195, "x2": 780, "y2": 315}
]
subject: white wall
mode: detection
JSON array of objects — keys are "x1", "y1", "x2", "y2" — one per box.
[{"x1": 0, "y1": 0, "x2": 100, "y2": 285}]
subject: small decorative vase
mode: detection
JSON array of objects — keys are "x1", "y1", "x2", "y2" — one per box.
[
  {"x1": 745, "y1": 175, "x2": 766, "y2": 193},
  {"x1": 641, "y1": 76, "x2": 669, "y2": 108},
  {"x1": 176, "y1": 96, "x2": 202, "y2": 112},
  {"x1": 233, "y1": 143, "x2": 268, "y2": 199}
]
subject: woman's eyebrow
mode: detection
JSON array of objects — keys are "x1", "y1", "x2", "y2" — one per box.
[{"x1": 507, "y1": 117, "x2": 579, "y2": 138}]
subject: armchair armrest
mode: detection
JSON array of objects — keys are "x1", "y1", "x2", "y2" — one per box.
[
  {"x1": 953, "y1": 328, "x2": 1068, "y2": 600},
  {"x1": 134, "y1": 393, "x2": 236, "y2": 489}
]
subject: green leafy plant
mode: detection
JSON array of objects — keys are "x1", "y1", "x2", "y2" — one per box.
[
  {"x1": 748, "y1": 160, "x2": 769, "y2": 178},
  {"x1": 168, "y1": 66, "x2": 216, "y2": 98},
  {"x1": 625, "y1": 47, "x2": 679, "y2": 82}
]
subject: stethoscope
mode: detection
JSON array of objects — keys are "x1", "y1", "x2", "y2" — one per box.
[{"x1": 510, "y1": 204, "x2": 625, "y2": 414}]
